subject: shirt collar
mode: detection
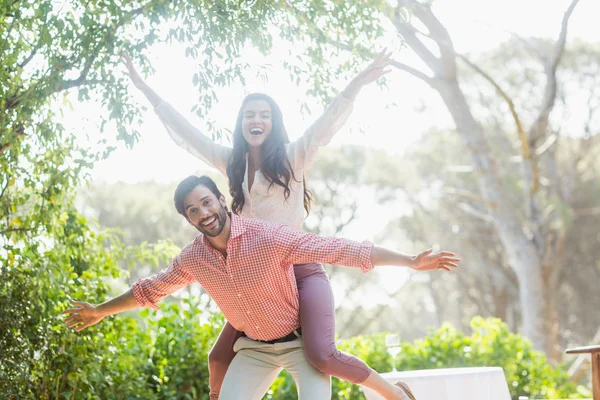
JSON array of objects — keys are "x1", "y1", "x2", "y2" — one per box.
[
  {"x1": 229, "y1": 213, "x2": 246, "y2": 239},
  {"x1": 201, "y1": 212, "x2": 246, "y2": 248}
]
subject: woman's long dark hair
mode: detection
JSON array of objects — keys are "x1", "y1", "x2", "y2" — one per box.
[{"x1": 226, "y1": 93, "x2": 312, "y2": 215}]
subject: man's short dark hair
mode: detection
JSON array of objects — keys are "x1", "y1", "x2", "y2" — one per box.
[{"x1": 174, "y1": 175, "x2": 223, "y2": 216}]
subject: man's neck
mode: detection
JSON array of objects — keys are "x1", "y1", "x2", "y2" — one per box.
[{"x1": 206, "y1": 215, "x2": 232, "y2": 256}]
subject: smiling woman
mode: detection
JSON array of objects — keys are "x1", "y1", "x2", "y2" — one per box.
[{"x1": 228, "y1": 93, "x2": 301, "y2": 217}]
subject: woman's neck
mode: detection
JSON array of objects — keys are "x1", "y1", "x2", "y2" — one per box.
[{"x1": 248, "y1": 147, "x2": 262, "y2": 171}]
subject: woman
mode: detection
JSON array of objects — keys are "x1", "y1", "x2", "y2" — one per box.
[{"x1": 122, "y1": 50, "x2": 415, "y2": 400}]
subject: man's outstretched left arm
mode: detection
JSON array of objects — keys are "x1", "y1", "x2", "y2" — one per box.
[{"x1": 273, "y1": 225, "x2": 460, "y2": 273}]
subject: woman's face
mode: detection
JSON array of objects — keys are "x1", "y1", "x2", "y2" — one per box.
[{"x1": 241, "y1": 100, "x2": 273, "y2": 148}]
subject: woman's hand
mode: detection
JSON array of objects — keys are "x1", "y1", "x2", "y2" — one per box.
[
  {"x1": 120, "y1": 51, "x2": 163, "y2": 107},
  {"x1": 343, "y1": 49, "x2": 393, "y2": 99}
]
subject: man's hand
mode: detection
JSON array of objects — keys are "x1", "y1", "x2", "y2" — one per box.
[
  {"x1": 120, "y1": 51, "x2": 146, "y2": 89},
  {"x1": 343, "y1": 49, "x2": 393, "y2": 99},
  {"x1": 64, "y1": 301, "x2": 104, "y2": 332},
  {"x1": 410, "y1": 249, "x2": 460, "y2": 272}
]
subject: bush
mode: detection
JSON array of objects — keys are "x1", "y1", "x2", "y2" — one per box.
[
  {"x1": 138, "y1": 298, "x2": 224, "y2": 399},
  {"x1": 267, "y1": 317, "x2": 590, "y2": 400}
]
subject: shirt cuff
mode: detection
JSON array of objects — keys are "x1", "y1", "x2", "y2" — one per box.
[
  {"x1": 132, "y1": 279, "x2": 161, "y2": 310},
  {"x1": 359, "y1": 241, "x2": 375, "y2": 273}
]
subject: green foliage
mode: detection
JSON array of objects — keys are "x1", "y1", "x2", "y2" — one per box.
[
  {"x1": 277, "y1": 0, "x2": 397, "y2": 104},
  {"x1": 139, "y1": 299, "x2": 224, "y2": 399},
  {"x1": 268, "y1": 317, "x2": 590, "y2": 400},
  {"x1": 0, "y1": 207, "x2": 156, "y2": 398},
  {"x1": 1, "y1": 223, "x2": 223, "y2": 399},
  {"x1": 2, "y1": 1, "x2": 282, "y2": 398}
]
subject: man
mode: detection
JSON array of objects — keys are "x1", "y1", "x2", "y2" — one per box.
[{"x1": 65, "y1": 176, "x2": 459, "y2": 399}]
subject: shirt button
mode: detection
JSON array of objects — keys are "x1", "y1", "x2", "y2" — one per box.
[
  {"x1": 255, "y1": 326, "x2": 260, "y2": 330},
  {"x1": 246, "y1": 311, "x2": 251, "y2": 315},
  {"x1": 238, "y1": 293, "x2": 242, "y2": 297}
]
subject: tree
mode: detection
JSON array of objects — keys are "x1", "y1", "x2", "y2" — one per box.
[{"x1": 273, "y1": 0, "x2": 592, "y2": 360}]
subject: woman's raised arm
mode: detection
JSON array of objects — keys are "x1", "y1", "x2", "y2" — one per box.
[
  {"x1": 288, "y1": 50, "x2": 392, "y2": 168},
  {"x1": 121, "y1": 52, "x2": 231, "y2": 174}
]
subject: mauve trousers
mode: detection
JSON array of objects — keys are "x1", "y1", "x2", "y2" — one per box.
[{"x1": 208, "y1": 263, "x2": 372, "y2": 399}]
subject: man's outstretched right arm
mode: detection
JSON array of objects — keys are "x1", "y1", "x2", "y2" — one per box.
[
  {"x1": 64, "y1": 289, "x2": 139, "y2": 332},
  {"x1": 65, "y1": 250, "x2": 196, "y2": 332}
]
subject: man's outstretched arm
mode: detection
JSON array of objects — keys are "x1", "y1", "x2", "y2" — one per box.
[
  {"x1": 371, "y1": 247, "x2": 460, "y2": 272},
  {"x1": 64, "y1": 289, "x2": 139, "y2": 332},
  {"x1": 273, "y1": 224, "x2": 460, "y2": 272}
]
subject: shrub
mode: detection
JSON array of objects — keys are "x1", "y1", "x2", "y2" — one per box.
[{"x1": 267, "y1": 317, "x2": 590, "y2": 400}]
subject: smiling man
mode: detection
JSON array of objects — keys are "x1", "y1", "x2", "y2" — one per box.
[{"x1": 65, "y1": 175, "x2": 459, "y2": 399}]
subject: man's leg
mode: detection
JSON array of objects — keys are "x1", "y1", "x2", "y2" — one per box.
[
  {"x1": 279, "y1": 339, "x2": 331, "y2": 400},
  {"x1": 219, "y1": 338, "x2": 282, "y2": 400},
  {"x1": 208, "y1": 322, "x2": 244, "y2": 399}
]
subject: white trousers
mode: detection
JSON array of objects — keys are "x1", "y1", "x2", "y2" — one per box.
[{"x1": 219, "y1": 336, "x2": 331, "y2": 399}]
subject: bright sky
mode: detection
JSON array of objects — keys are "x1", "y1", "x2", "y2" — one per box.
[{"x1": 61, "y1": 0, "x2": 598, "y2": 308}]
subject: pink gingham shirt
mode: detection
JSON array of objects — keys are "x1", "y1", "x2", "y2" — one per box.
[
  {"x1": 132, "y1": 214, "x2": 374, "y2": 341},
  {"x1": 155, "y1": 93, "x2": 354, "y2": 230}
]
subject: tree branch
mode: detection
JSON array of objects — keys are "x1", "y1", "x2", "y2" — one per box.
[
  {"x1": 0, "y1": 227, "x2": 30, "y2": 236},
  {"x1": 0, "y1": 125, "x2": 25, "y2": 155},
  {"x1": 530, "y1": 0, "x2": 580, "y2": 145},
  {"x1": 1, "y1": 19, "x2": 16, "y2": 56},
  {"x1": 19, "y1": 48, "x2": 39, "y2": 69},
  {"x1": 550, "y1": 0, "x2": 580, "y2": 71},
  {"x1": 390, "y1": 60, "x2": 434, "y2": 85},
  {"x1": 389, "y1": 4, "x2": 440, "y2": 76},
  {"x1": 409, "y1": 1, "x2": 457, "y2": 77},
  {"x1": 327, "y1": 37, "x2": 434, "y2": 84},
  {"x1": 115, "y1": 4, "x2": 148, "y2": 30},
  {"x1": 457, "y1": 54, "x2": 530, "y2": 158},
  {"x1": 18, "y1": 9, "x2": 51, "y2": 69},
  {"x1": 0, "y1": 178, "x2": 10, "y2": 200},
  {"x1": 456, "y1": 202, "x2": 494, "y2": 223},
  {"x1": 60, "y1": 3, "x2": 149, "y2": 93},
  {"x1": 479, "y1": 21, "x2": 548, "y2": 63},
  {"x1": 573, "y1": 206, "x2": 600, "y2": 218},
  {"x1": 443, "y1": 186, "x2": 499, "y2": 209},
  {"x1": 457, "y1": 53, "x2": 539, "y2": 195}
]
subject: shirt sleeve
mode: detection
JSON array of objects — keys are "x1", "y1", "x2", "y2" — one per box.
[
  {"x1": 287, "y1": 92, "x2": 354, "y2": 170},
  {"x1": 272, "y1": 224, "x2": 374, "y2": 273},
  {"x1": 154, "y1": 101, "x2": 232, "y2": 175},
  {"x1": 132, "y1": 252, "x2": 196, "y2": 310}
]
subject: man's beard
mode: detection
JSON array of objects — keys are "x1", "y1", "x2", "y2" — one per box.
[{"x1": 195, "y1": 206, "x2": 228, "y2": 237}]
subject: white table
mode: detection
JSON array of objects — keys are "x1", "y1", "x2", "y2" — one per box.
[{"x1": 362, "y1": 367, "x2": 511, "y2": 400}]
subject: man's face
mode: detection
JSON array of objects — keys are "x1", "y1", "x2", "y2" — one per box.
[{"x1": 183, "y1": 185, "x2": 229, "y2": 237}]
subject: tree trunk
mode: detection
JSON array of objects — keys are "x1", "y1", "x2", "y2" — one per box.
[
  {"x1": 435, "y1": 80, "x2": 549, "y2": 352},
  {"x1": 493, "y1": 286, "x2": 509, "y2": 323},
  {"x1": 543, "y1": 260, "x2": 563, "y2": 363}
]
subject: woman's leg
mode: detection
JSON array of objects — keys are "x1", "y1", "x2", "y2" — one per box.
[
  {"x1": 294, "y1": 263, "x2": 411, "y2": 400},
  {"x1": 208, "y1": 321, "x2": 245, "y2": 400}
]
